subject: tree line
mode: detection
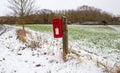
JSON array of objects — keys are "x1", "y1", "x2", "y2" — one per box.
[{"x1": 0, "y1": 5, "x2": 119, "y2": 24}]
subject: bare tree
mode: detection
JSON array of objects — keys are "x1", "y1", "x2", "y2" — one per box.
[{"x1": 8, "y1": 0, "x2": 36, "y2": 34}]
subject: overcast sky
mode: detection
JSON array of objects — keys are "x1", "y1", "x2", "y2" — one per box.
[{"x1": 0, "y1": 0, "x2": 120, "y2": 16}]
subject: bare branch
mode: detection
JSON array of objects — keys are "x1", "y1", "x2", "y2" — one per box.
[{"x1": 8, "y1": 0, "x2": 35, "y2": 17}]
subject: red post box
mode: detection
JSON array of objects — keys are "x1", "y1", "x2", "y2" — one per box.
[{"x1": 52, "y1": 18, "x2": 63, "y2": 38}]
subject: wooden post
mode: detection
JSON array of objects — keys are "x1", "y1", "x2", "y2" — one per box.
[{"x1": 62, "y1": 16, "x2": 68, "y2": 62}]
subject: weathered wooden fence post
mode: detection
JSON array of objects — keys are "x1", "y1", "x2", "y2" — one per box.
[{"x1": 62, "y1": 16, "x2": 68, "y2": 62}]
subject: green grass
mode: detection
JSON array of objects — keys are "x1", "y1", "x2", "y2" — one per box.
[
  {"x1": 24, "y1": 24, "x2": 120, "y2": 63},
  {"x1": 112, "y1": 25, "x2": 120, "y2": 27},
  {"x1": 68, "y1": 25, "x2": 120, "y2": 49},
  {"x1": 25, "y1": 25, "x2": 52, "y2": 32},
  {"x1": 25, "y1": 24, "x2": 120, "y2": 50}
]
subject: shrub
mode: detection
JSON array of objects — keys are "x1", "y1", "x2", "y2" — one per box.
[{"x1": 16, "y1": 29, "x2": 31, "y2": 43}]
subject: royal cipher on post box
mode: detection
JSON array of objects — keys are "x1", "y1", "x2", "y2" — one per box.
[{"x1": 52, "y1": 18, "x2": 63, "y2": 38}]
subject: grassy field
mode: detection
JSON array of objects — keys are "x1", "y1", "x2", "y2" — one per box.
[
  {"x1": 25, "y1": 25, "x2": 52, "y2": 32},
  {"x1": 24, "y1": 24, "x2": 120, "y2": 63},
  {"x1": 25, "y1": 25, "x2": 120, "y2": 50}
]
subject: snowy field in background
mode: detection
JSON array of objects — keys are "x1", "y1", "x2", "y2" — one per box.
[{"x1": 0, "y1": 26, "x2": 120, "y2": 73}]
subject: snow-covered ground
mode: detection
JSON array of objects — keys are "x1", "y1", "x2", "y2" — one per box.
[
  {"x1": 0, "y1": 26, "x2": 120, "y2": 73},
  {"x1": 108, "y1": 25, "x2": 120, "y2": 32}
]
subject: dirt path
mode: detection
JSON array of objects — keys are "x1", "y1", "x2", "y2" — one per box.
[
  {"x1": 0, "y1": 25, "x2": 6, "y2": 35},
  {"x1": 0, "y1": 25, "x2": 3, "y2": 30},
  {"x1": 0, "y1": 25, "x2": 15, "y2": 36}
]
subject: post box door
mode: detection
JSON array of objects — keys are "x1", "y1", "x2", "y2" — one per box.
[{"x1": 52, "y1": 18, "x2": 63, "y2": 38}]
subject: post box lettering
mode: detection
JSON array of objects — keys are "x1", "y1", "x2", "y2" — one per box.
[{"x1": 54, "y1": 22, "x2": 59, "y2": 24}]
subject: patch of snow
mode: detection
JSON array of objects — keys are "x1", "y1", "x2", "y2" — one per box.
[
  {"x1": 108, "y1": 25, "x2": 120, "y2": 32},
  {"x1": 0, "y1": 27, "x2": 119, "y2": 73}
]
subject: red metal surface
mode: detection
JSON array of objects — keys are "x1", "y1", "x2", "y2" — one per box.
[{"x1": 52, "y1": 18, "x2": 63, "y2": 38}]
